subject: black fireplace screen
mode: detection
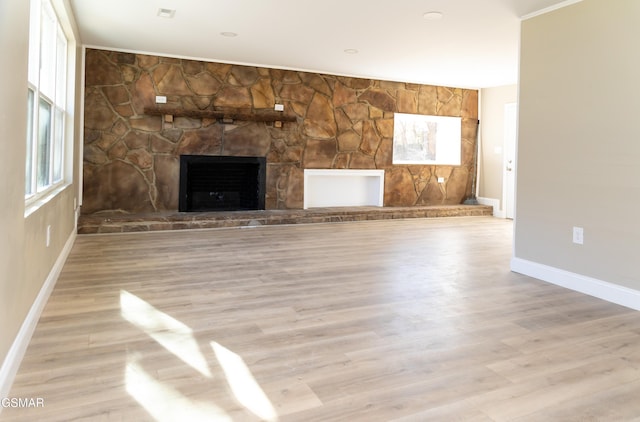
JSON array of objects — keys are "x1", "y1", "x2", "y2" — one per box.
[{"x1": 179, "y1": 155, "x2": 266, "y2": 212}]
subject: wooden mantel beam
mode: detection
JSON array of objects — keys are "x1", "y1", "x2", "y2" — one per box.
[{"x1": 144, "y1": 107, "x2": 298, "y2": 123}]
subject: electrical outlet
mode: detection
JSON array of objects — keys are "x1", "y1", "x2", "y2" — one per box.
[
  {"x1": 274, "y1": 104, "x2": 284, "y2": 111},
  {"x1": 572, "y1": 226, "x2": 584, "y2": 245},
  {"x1": 437, "y1": 177, "x2": 445, "y2": 183},
  {"x1": 46, "y1": 225, "x2": 51, "y2": 247},
  {"x1": 155, "y1": 95, "x2": 167, "y2": 104}
]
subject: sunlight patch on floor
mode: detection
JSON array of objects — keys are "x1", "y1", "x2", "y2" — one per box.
[
  {"x1": 120, "y1": 290, "x2": 279, "y2": 420},
  {"x1": 212, "y1": 341, "x2": 279, "y2": 422},
  {"x1": 120, "y1": 290, "x2": 212, "y2": 377},
  {"x1": 126, "y1": 355, "x2": 231, "y2": 422}
]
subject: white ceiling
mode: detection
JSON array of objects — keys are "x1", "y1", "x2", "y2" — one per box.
[{"x1": 68, "y1": 0, "x2": 576, "y2": 89}]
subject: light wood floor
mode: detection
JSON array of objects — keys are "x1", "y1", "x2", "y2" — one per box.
[{"x1": 3, "y1": 217, "x2": 640, "y2": 421}]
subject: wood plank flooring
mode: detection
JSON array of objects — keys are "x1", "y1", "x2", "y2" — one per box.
[{"x1": 3, "y1": 217, "x2": 640, "y2": 421}]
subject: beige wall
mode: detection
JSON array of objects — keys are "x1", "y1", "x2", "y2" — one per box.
[
  {"x1": 0, "y1": 0, "x2": 29, "y2": 367},
  {"x1": 479, "y1": 85, "x2": 517, "y2": 207},
  {"x1": 516, "y1": 0, "x2": 640, "y2": 289},
  {"x1": 0, "y1": 0, "x2": 81, "y2": 389}
]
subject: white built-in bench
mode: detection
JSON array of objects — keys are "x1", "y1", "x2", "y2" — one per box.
[{"x1": 303, "y1": 169, "x2": 385, "y2": 209}]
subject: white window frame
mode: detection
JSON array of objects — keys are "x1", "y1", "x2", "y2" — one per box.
[{"x1": 25, "y1": 0, "x2": 71, "y2": 207}]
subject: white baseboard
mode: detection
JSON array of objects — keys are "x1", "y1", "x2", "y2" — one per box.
[
  {"x1": 511, "y1": 257, "x2": 640, "y2": 311},
  {"x1": 477, "y1": 197, "x2": 505, "y2": 218},
  {"x1": 0, "y1": 230, "x2": 76, "y2": 400}
]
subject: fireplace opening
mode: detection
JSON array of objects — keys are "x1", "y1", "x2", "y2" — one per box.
[{"x1": 179, "y1": 155, "x2": 266, "y2": 212}]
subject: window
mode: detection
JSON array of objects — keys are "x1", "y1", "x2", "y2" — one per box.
[{"x1": 25, "y1": 0, "x2": 68, "y2": 198}]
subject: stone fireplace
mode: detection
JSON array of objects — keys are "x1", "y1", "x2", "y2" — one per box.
[
  {"x1": 179, "y1": 155, "x2": 266, "y2": 212},
  {"x1": 82, "y1": 49, "x2": 479, "y2": 215}
]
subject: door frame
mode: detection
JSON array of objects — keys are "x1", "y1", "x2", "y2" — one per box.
[{"x1": 502, "y1": 102, "x2": 517, "y2": 219}]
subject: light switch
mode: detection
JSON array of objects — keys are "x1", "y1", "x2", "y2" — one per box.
[{"x1": 573, "y1": 227, "x2": 584, "y2": 245}]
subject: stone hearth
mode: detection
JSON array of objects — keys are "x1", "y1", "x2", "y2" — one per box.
[{"x1": 77, "y1": 205, "x2": 492, "y2": 234}]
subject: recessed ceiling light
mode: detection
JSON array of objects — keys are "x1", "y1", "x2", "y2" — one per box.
[
  {"x1": 423, "y1": 11, "x2": 443, "y2": 20},
  {"x1": 220, "y1": 32, "x2": 238, "y2": 37},
  {"x1": 344, "y1": 49, "x2": 359, "y2": 54},
  {"x1": 157, "y1": 8, "x2": 175, "y2": 18}
]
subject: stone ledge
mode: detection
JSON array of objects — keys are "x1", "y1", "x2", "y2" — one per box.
[{"x1": 77, "y1": 205, "x2": 493, "y2": 234}]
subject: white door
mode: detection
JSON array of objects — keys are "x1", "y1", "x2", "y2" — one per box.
[{"x1": 504, "y1": 103, "x2": 517, "y2": 219}]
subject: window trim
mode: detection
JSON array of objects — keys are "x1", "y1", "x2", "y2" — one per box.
[{"x1": 25, "y1": 0, "x2": 72, "y2": 208}]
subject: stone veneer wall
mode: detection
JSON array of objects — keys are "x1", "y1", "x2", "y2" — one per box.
[{"x1": 82, "y1": 48, "x2": 478, "y2": 214}]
